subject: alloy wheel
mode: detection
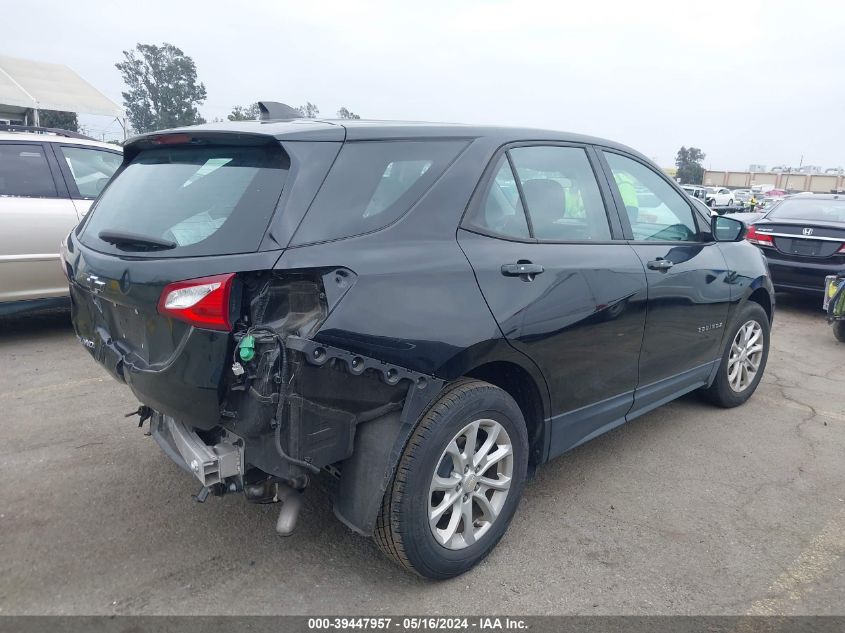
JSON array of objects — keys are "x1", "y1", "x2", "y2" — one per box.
[
  {"x1": 728, "y1": 319, "x2": 764, "y2": 392},
  {"x1": 428, "y1": 418, "x2": 514, "y2": 550}
]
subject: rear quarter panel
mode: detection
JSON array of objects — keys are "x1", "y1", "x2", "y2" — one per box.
[{"x1": 277, "y1": 136, "x2": 516, "y2": 377}]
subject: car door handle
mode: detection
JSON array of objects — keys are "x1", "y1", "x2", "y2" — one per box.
[
  {"x1": 647, "y1": 258, "x2": 674, "y2": 271},
  {"x1": 501, "y1": 262, "x2": 545, "y2": 277}
]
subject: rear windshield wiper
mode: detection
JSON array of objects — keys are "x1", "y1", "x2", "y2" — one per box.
[{"x1": 98, "y1": 230, "x2": 177, "y2": 250}]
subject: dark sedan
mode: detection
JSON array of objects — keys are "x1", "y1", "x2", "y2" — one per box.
[{"x1": 746, "y1": 195, "x2": 845, "y2": 293}]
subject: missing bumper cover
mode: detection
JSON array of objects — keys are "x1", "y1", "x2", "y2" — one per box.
[
  {"x1": 285, "y1": 335, "x2": 434, "y2": 390},
  {"x1": 152, "y1": 414, "x2": 243, "y2": 487}
]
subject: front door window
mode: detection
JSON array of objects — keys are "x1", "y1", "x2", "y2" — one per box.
[{"x1": 603, "y1": 152, "x2": 699, "y2": 241}]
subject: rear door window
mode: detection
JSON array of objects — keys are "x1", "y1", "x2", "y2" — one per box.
[
  {"x1": 58, "y1": 145, "x2": 122, "y2": 198},
  {"x1": 464, "y1": 156, "x2": 530, "y2": 239},
  {"x1": 0, "y1": 143, "x2": 58, "y2": 197},
  {"x1": 80, "y1": 143, "x2": 288, "y2": 257},
  {"x1": 509, "y1": 146, "x2": 611, "y2": 241},
  {"x1": 291, "y1": 140, "x2": 467, "y2": 245}
]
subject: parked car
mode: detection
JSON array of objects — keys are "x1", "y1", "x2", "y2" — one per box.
[
  {"x1": 733, "y1": 189, "x2": 752, "y2": 206},
  {"x1": 705, "y1": 186, "x2": 735, "y2": 207},
  {"x1": 65, "y1": 107, "x2": 774, "y2": 578},
  {"x1": 746, "y1": 194, "x2": 845, "y2": 293},
  {"x1": 681, "y1": 184, "x2": 708, "y2": 201},
  {"x1": 0, "y1": 125, "x2": 122, "y2": 315},
  {"x1": 765, "y1": 189, "x2": 788, "y2": 198}
]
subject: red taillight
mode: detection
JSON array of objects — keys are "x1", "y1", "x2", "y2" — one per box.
[
  {"x1": 746, "y1": 225, "x2": 774, "y2": 247},
  {"x1": 838, "y1": 243, "x2": 845, "y2": 254},
  {"x1": 157, "y1": 273, "x2": 235, "y2": 331}
]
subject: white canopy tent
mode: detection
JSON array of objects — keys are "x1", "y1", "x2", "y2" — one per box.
[{"x1": 0, "y1": 54, "x2": 124, "y2": 135}]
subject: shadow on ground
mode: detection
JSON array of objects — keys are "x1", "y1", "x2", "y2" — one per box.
[{"x1": 0, "y1": 308, "x2": 73, "y2": 339}]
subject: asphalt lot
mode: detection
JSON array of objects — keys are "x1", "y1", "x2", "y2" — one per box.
[{"x1": 1, "y1": 294, "x2": 843, "y2": 616}]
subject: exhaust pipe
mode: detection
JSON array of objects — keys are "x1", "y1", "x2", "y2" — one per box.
[
  {"x1": 243, "y1": 479, "x2": 304, "y2": 535},
  {"x1": 275, "y1": 484, "x2": 304, "y2": 537}
]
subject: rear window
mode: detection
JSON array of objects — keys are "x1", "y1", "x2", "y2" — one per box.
[
  {"x1": 80, "y1": 143, "x2": 288, "y2": 256},
  {"x1": 767, "y1": 198, "x2": 845, "y2": 223},
  {"x1": 291, "y1": 140, "x2": 467, "y2": 245}
]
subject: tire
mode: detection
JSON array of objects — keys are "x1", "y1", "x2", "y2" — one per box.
[
  {"x1": 703, "y1": 302, "x2": 770, "y2": 408},
  {"x1": 728, "y1": 198, "x2": 735, "y2": 207},
  {"x1": 375, "y1": 379, "x2": 529, "y2": 579},
  {"x1": 833, "y1": 320, "x2": 845, "y2": 343}
]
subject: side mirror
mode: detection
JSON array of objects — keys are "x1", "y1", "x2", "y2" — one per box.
[{"x1": 712, "y1": 215, "x2": 746, "y2": 242}]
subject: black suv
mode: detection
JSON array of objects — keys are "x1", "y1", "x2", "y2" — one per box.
[{"x1": 65, "y1": 104, "x2": 774, "y2": 578}]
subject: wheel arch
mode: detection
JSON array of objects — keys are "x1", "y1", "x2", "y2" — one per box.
[
  {"x1": 332, "y1": 341, "x2": 551, "y2": 536},
  {"x1": 464, "y1": 360, "x2": 548, "y2": 469},
  {"x1": 747, "y1": 285, "x2": 774, "y2": 324},
  {"x1": 707, "y1": 275, "x2": 774, "y2": 388}
]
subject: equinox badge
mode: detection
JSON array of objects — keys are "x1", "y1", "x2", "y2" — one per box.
[{"x1": 698, "y1": 322, "x2": 724, "y2": 333}]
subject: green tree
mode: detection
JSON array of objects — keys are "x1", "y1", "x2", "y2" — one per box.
[
  {"x1": 296, "y1": 101, "x2": 320, "y2": 118},
  {"x1": 675, "y1": 146, "x2": 706, "y2": 184},
  {"x1": 37, "y1": 110, "x2": 79, "y2": 132},
  {"x1": 228, "y1": 103, "x2": 260, "y2": 121},
  {"x1": 115, "y1": 43, "x2": 207, "y2": 133},
  {"x1": 337, "y1": 107, "x2": 360, "y2": 120}
]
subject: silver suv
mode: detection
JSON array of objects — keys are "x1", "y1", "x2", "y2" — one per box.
[{"x1": 0, "y1": 125, "x2": 121, "y2": 315}]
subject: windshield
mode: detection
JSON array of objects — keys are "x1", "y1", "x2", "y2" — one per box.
[
  {"x1": 80, "y1": 143, "x2": 289, "y2": 256},
  {"x1": 767, "y1": 199, "x2": 845, "y2": 223}
]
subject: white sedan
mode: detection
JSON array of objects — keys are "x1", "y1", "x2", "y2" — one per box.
[{"x1": 705, "y1": 187, "x2": 735, "y2": 207}]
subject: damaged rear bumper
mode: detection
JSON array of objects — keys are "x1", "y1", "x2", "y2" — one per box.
[
  {"x1": 151, "y1": 414, "x2": 243, "y2": 487},
  {"x1": 144, "y1": 333, "x2": 446, "y2": 534},
  {"x1": 218, "y1": 334, "x2": 445, "y2": 479}
]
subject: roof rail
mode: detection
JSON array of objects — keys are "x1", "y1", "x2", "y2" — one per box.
[
  {"x1": 257, "y1": 101, "x2": 302, "y2": 121},
  {"x1": 0, "y1": 123, "x2": 98, "y2": 141}
]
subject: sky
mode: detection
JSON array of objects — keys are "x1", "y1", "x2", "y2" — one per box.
[{"x1": 2, "y1": 0, "x2": 844, "y2": 170}]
